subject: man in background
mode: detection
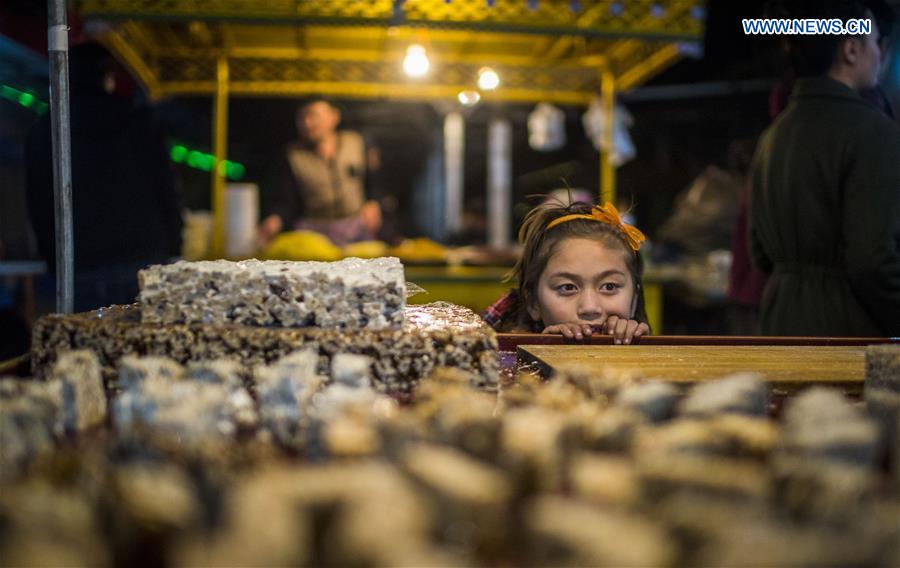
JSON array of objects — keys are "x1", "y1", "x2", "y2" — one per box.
[
  {"x1": 750, "y1": 0, "x2": 900, "y2": 336},
  {"x1": 258, "y1": 96, "x2": 381, "y2": 247}
]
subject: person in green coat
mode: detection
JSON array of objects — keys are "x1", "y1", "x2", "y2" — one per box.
[{"x1": 750, "y1": 0, "x2": 900, "y2": 337}]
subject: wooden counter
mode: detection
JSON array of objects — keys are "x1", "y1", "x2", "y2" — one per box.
[{"x1": 510, "y1": 336, "x2": 898, "y2": 395}]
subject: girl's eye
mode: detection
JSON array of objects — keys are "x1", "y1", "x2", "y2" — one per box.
[
  {"x1": 555, "y1": 283, "x2": 578, "y2": 294},
  {"x1": 600, "y1": 282, "x2": 621, "y2": 292}
]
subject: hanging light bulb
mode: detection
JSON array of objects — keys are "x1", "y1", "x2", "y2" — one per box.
[
  {"x1": 477, "y1": 67, "x2": 500, "y2": 90},
  {"x1": 403, "y1": 44, "x2": 430, "y2": 77},
  {"x1": 457, "y1": 89, "x2": 481, "y2": 106}
]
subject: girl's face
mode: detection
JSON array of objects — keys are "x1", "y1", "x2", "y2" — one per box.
[{"x1": 528, "y1": 237, "x2": 636, "y2": 327}]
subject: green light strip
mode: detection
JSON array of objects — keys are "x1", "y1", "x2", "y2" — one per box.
[
  {"x1": 1, "y1": 86, "x2": 245, "y2": 180},
  {"x1": 169, "y1": 143, "x2": 245, "y2": 180},
  {"x1": 0, "y1": 84, "x2": 49, "y2": 115}
]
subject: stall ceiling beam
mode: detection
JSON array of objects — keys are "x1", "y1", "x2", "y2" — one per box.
[
  {"x1": 78, "y1": 0, "x2": 704, "y2": 41},
  {"x1": 78, "y1": 0, "x2": 704, "y2": 105},
  {"x1": 151, "y1": 45, "x2": 597, "y2": 68},
  {"x1": 104, "y1": 28, "x2": 161, "y2": 99},
  {"x1": 617, "y1": 42, "x2": 682, "y2": 92},
  {"x1": 160, "y1": 80, "x2": 596, "y2": 106},
  {"x1": 108, "y1": 40, "x2": 686, "y2": 104}
]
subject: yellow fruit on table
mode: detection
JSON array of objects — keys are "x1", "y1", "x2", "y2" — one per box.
[
  {"x1": 342, "y1": 240, "x2": 389, "y2": 259},
  {"x1": 387, "y1": 238, "x2": 449, "y2": 264},
  {"x1": 260, "y1": 230, "x2": 343, "y2": 261}
]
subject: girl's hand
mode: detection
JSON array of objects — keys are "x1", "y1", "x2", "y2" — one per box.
[
  {"x1": 600, "y1": 315, "x2": 650, "y2": 345},
  {"x1": 542, "y1": 322, "x2": 595, "y2": 340}
]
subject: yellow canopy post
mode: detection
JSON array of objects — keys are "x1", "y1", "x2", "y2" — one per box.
[
  {"x1": 211, "y1": 55, "x2": 229, "y2": 258},
  {"x1": 600, "y1": 68, "x2": 616, "y2": 206}
]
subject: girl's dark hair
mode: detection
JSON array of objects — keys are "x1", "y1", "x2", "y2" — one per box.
[{"x1": 496, "y1": 200, "x2": 648, "y2": 332}]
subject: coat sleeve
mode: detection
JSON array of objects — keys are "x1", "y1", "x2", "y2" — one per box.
[
  {"x1": 260, "y1": 149, "x2": 303, "y2": 226},
  {"x1": 842, "y1": 119, "x2": 900, "y2": 336},
  {"x1": 748, "y1": 148, "x2": 773, "y2": 275}
]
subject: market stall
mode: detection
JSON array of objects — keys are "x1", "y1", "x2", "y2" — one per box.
[
  {"x1": 26, "y1": 2, "x2": 886, "y2": 338},
  {"x1": 7, "y1": 2, "x2": 899, "y2": 565},
  {"x1": 66, "y1": 0, "x2": 704, "y2": 325}
]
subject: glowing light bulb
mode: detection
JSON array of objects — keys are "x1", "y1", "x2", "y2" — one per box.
[
  {"x1": 477, "y1": 67, "x2": 500, "y2": 90},
  {"x1": 457, "y1": 89, "x2": 481, "y2": 106},
  {"x1": 403, "y1": 44, "x2": 430, "y2": 77}
]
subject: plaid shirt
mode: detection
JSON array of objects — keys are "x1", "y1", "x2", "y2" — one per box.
[
  {"x1": 482, "y1": 288, "x2": 518, "y2": 329},
  {"x1": 481, "y1": 288, "x2": 544, "y2": 333}
]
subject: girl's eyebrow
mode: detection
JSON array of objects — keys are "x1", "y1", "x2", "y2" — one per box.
[
  {"x1": 547, "y1": 269, "x2": 625, "y2": 281},
  {"x1": 595, "y1": 269, "x2": 627, "y2": 279},
  {"x1": 547, "y1": 271, "x2": 582, "y2": 281}
]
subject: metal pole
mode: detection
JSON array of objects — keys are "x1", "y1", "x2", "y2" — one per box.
[
  {"x1": 443, "y1": 111, "x2": 464, "y2": 237},
  {"x1": 600, "y1": 69, "x2": 616, "y2": 205},
  {"x1": 48, "y1": 0, "x2": 73, "y2": 313},
  {"x1": 487, "y1": 118, "x2": 511, "y2": 249},
  {"x1": 211, "y1": 55, "x2": 229, "y2": 258}
]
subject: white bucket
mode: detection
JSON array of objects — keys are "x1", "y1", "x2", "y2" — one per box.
[{"x1": 225, "y1": 183, "x2": 259, "y2": 258}]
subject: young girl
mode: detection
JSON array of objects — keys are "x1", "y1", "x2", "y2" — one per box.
[{"x1": 484, "y1": 201, "x2": 650, "y2": 344}]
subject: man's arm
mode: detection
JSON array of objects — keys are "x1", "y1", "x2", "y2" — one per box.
[
  {"x1": 748, "y1": 150, "x2": 774, "y2": 275},
  {"x1": 258, "y1": 152, "x2": 302, "y2": 245}
]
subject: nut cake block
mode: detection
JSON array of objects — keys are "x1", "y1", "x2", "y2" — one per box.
[
  {"x1": 138, "y1": 257, "x2": 405, "y2": 329},
  {"x1": 31, "y1": 302, "x2": 498, "y2": 393}
]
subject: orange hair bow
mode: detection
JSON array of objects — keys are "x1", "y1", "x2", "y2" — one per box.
[{"x1": 546, "y1": 202, "x2": 646, "y2": 252}]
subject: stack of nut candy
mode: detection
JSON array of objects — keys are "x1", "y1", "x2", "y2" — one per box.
[{"x1": 2, "y1": 344, "x2": 898, "y2": 567}]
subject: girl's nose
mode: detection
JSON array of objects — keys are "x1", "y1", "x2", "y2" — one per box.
[{"x1": 577, "y1": 291, "x2": 604, "y2": 321}]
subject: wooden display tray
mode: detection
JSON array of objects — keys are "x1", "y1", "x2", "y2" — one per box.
[{"x1": 510, "y1": 336, "x2": 898, "y2": 395}]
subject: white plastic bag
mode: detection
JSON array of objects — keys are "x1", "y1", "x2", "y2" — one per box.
[
  {"x1": 582, "y1": 95, "x2": 636, "y2": 167},
  {"x1": 527, "y1": 102, "x2": 566, "y2": 151}
]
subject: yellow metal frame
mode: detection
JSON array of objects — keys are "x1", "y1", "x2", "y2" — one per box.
[
  {"x1": 78, "y1": 0, "x2": 704, "y2": 257},
  {"x1": 81, "y1": 1, "x2": 703, "y2": 106},
  {"x1": 79, "y1": 0, "x2": 703, "y2": 38},
  {"x1": 600, "y1": 68, "x2": 615, "y2": 204},
  {"x1": 212, "y1": 56, "x2": 228, "y2": 257}
]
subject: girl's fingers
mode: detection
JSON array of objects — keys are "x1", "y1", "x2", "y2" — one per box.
[
  {"x1": 544, "y1": 324, "x2": 574, "y2": 338},
  {"x1": 543, "y1": 323, "x2": 594, "y2": 340},
  {"x1": 623, "y1": 319, "x2": 639, "y2": 344},
  {"x1": 605, "y1": 315, "x2": 620, "y2": 334},
  {"x1": 614, "y1": 318, "x2": 629, "y2": 344},
  {"x1": 545, "y1": 319, "x2": 648, "y2": 344}
]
